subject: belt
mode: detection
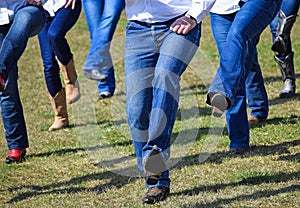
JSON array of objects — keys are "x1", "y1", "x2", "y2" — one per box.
[{"x1": 130, "y1": 14, "x2": 184, "y2": 27}]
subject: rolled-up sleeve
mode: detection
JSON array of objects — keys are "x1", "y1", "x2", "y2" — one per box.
[{"x1": 186, "y1": 0, "x2": 216, "y2": 23}]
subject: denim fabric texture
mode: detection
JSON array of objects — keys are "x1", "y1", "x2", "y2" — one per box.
[
  {"x1": 125, "y1": 20, "x2": 201, "y2": 188},
  {"x1": 82, "y1": 0, "x2": 125, "y2": 95},
  {"x1": 210, "y1": 11, "x2": 269, "y2": 149},
  {"x1": 38, "y1": 1, "x2": 81, "y2": 97},
  {"x1": 0, "y1": 5, "x2": 46, "y2": 149},
  {"x1": 208, "y1": 0, "x2": 282, "y2": 149}
]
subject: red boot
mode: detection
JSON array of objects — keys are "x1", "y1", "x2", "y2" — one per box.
[{"x1": 5, "y1": 149, "x2": 26, "y2": 164}]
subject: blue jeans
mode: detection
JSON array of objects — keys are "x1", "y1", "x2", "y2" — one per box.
[
  {"x1": 210, "y1": 12, "x2": 269, "y2": 148},
  {"x1": 82, "y1": 0, "x2": 125, "y2": 95},
  {"x1": 125, "y1": 20, "x2": 201, "y2": 188},
  {"x1": 0, "y1": 6, "x2": 46, "y2": 150},
  {"x1": 38, "y1": 1, "x2": 81, "y2": 97},
  {"x1": 208, "y1": 0, "x2": 281, "y2": 149},
  {"x1": 270, "y1": 0, "x2": 299, "y2": 59}
]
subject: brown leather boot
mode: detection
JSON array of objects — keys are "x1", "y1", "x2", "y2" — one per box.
[
  {"x1": 58, "y1": 58, "x2": 81, "y2": 104},
  {"x1": 48, "y1": 88, "x2": 69, "y2": 132}
]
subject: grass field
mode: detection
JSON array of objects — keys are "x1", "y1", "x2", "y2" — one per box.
[{"x1": 0, "y1": 11, "x2": 299, "y2": 208}]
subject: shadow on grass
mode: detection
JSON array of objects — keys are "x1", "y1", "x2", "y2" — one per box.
[
  {"x1": 6, "y1": 139, "x2": 299, "y2": 204},
  {"x1": 180, "y1": 83, "x2": 207, "y2": 95},
  {"x1": 7, "y1": 169, "x2": 137, "y2": 203},
  {"x1": 27, "y1": 141, "x2": 132, "y2": 158},
  {"x1": 171, "y1": 139, "x2": 300, "y2": 168},
  {"x1": 263, "y1": 73, "x2": 300, "y2": 84},
  {"x1": 176, "y1": 181, "x2": 300, "y2": 208},
  {"x1": 278, "y1": 152, "x2": 300, "y2": 162},
  {"x1": 249, "y1": 115, "x2": 300, "y2": 129},
  {"x1": 172, "y1": 171, "x2": 299, "y2": 196},
  {"x1": 177, "y1": 106, "x2": 212, "y2": 119},
  {"x1": 268, "y1": 93, "x2": 300, "y2": 106}
]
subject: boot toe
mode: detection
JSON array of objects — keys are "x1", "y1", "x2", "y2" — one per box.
[
  {"x1": 5, "y1": 149, "x2": 26, "y2": 164},
  {"x1": 279, "y1": 79, "x2": 296, "y2": 98}
]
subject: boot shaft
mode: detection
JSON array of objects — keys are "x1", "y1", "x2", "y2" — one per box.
[
  {"x1": 57, "y1": 57, "x2": 81, "y2": 104},
  {"x1": 274, "y1": 52, "x2": 295, "y2": 81},
  {"x1": 272, "y1": 10, "x2": 297, "y2": 55},
  {"x1": 58, "y1": 58, "x2": 78, "y2": 85},
  {"x1": 49, "y1": 88, "x2": 68, "y2": 118}
]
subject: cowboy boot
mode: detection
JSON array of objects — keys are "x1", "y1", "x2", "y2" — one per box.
[
  {"x1": 271, "y1": 10, "x2": 297, "y2": 56},
  {"x1": 48, "y1": 88, "x2": 69, "y2": 131},
  {"x1": 58, "y1": 58, "x2": 81, "y2": 104},
  {"x1": 275, "y1": 52, "x2": 296, "y2": 98}
]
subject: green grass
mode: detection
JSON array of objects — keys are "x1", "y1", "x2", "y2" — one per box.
[{"x1": 0, "y1": 11, "x2": 299, "y2": 208}]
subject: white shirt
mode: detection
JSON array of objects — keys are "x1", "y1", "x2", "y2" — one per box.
[
  {"x1": 43, "y1": 0, "x2": 66, "y2": 16},
  {"x1": 210, "y1": 0, "x2": 240, "y2": 14},
  {"x1": 125, "y1": 0, "x2": 216, "y2": 23},
  {"x1": 0, "y1": 0, "x2": 47, "y2": 25}
]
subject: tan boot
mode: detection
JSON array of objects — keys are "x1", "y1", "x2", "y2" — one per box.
[
  {"x1": 48, "y1": 88, "x2": 69, "y2": 132},
  {"x1": 58, "y1": 58, "x2": 81, "y2": 104}
]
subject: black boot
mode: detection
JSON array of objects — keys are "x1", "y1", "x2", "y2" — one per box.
[
  {"x1": 271, "y1": 10, "x2": 297, "y2": 56},
  {"x1": 275, "y1": 53, "x2": 296, "y2": 98}
]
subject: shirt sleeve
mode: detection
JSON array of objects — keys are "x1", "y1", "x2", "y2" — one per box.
[{"x1": 186, "y1": 0, "x2": 216, "y2": 23}]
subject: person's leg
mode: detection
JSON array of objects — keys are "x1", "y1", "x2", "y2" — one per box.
[
  {"x1": 246, "y1": 36, "x2": 269, "y2": 123},
  {"x1": 48, "y1": 2, "x2": 81, "y2": 65},
  {"x1": 47, "y1": 2, "x2": 82, "y2": 104},
  {"x1": 96, "y1": 0, "x2": 125, "y2": 97},
  {"x1": 208, "y1": 0, "x2": 281, "y2": 106},
  {"x1": 125, "y1": 21, "x2": 158, "y2": 174},
  {"x1": 146, "y1": 22, "x2": 200, "y2": 185},
  {"x1": 207, "y1": 0, "x2": 281, "y2": 152},
  {"x1": 210, "y1": 12, "x2": 251, "y2": 151},
  {"x1": 125, "y1": 22, "x2": 165, "y2": 200},
  {"x1": 38, "y1": 15, "x2": 68, "y2": 132},
  {"x1": 270, "y1": 0, "x2": 299, "y2": 49},
  {"x1": 270, "y1": 0, "x2": 300, "y2": 98},
  {"x1": 125, "y1": 20, "x2": 200, "y2": 203},
  {"x1": 210, "y1": 12, "x2": 236, "y2": 54},
  {"x1": 0, "y1": 6, "x2": 46, "y2": 80},
  {"x1": 38, "y1": 16, "x2": 62, "y2": 97},
  {"x1": 0, "y1": 6, "x2": 46, "y2": 162},
  {"x1": 83, "y1": 0, "x2": 125, "y2": 95},
  {"x1": 0, "y1": 25, "x2": 28, "y2": 151},
  {"x1": 82, "y1": 0, "x2": 103, "y2": 39}
]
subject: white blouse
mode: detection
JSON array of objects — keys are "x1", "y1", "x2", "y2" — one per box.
[
  {"x1": 210, "y1": 0, "x2": 241, "y2": 15},
  {"x1": 43, "y1": 0, "x2": 67, "y2": 16},
  {"x1": 0, "y1": 0, "x2": 46, "y2": 25},
  {"x1": 125, "y1": 0, "x2": 216, "y2": 23}
]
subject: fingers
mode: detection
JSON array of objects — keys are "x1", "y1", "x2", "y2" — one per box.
[
  {"x1": 65, "y1": 0, "x2": 76, "y2": 9},
  {"x1": 72, "y1": 0, "x2": 76, "y2": 9},
  {"x1": 170, "y1": 16, "x2": 197, "y2": 35},
  {"x1": 26, "y1": 0, "x2": 42, "y2": 6},
  {"x1": 64, "y1": 0, "x2": 71, "y2": 8}
]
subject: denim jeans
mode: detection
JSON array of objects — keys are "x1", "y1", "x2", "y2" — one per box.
[
  {"x1": 269, "y1": 0, "x2": 299, "y2": 60},
  {"x1": 0, "y1": 5, "x2": 46, "y2": 149},
  {"x1": 208, "y1": 0, "x2": 282, "y2": 149},
  {"x1": 210, "y1": 12, "x2": 269, "y2": 148},
  {"x1": 125, "y1": 20, "x2": 201, "y2": 188},
  {"x1": 38, "y1": 1, "x2": 81, "y2": 97},
  {"x1": 82, "y1": 0, "x2": 125, "y2": 95}
]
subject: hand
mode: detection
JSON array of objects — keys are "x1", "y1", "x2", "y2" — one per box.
[
  {"x1": 26, "y1": 0, "x2": 43, "y2": 6},
  {"x1": 170, "y1": 15, "x2": 197, "y2": 35},
  {"x1": 64, "y1": 0, "x2": 77, "y2": 9}
]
